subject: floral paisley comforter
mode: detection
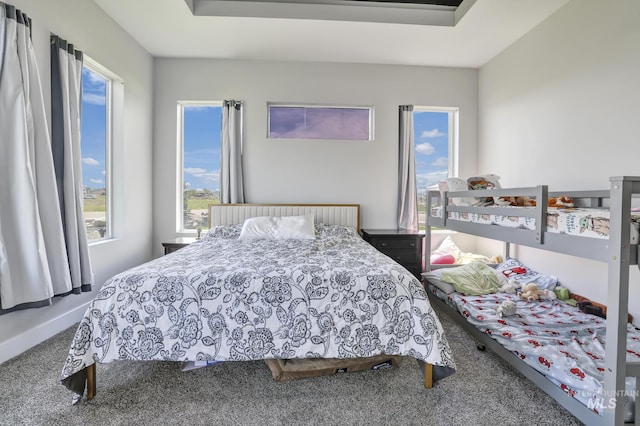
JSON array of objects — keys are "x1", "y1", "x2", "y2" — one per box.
[{"x1": 61, "y1": 225, "x2": 455, "y2": 395}]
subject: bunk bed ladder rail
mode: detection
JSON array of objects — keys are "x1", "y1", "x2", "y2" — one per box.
[
  {"x1": 603, "y1": 176, "x2": 640, "y2": 426},
  {"x1": 534, "y1": 185, "x2": 548, "y2": 245}
]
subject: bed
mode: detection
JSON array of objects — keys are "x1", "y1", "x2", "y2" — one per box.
[
  {"x1": 425, "y1": 176, "x2": 640, "y2": 426},
  {"x1": 61, "y1": 204, "x2": 455, "y2": 401}
]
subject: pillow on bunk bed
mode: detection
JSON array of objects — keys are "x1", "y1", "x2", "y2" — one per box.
[
  {"x1": 437, "y1": 178, "x2": 476, "y2": 206},
  {"x1": 467, "y1": 174, "x2": 502, "y2": 205},
  {"x1": 495, "y1": 258, "x2": 559, "y2": 290},
  {"x1": 437, "y1": 174, "x2": 502, "y2": 207},
  {"x1": 431, "y1": 254, "x2": 456, "y2": 265},
  {"x1": 421, "y1": 269, "x2": 456, "y2": 294},
  {"x1": 439, "y1": 262, "x2": 505, "y2": 295},
  {"x1": 430, "y1": 236, "x2": 462, "y2": 261},
  {"x1": 430, "y1": 236, "x2": 498, "y2": 265}
]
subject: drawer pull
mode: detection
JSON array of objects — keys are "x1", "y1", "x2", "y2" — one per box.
[{"x1": 380, "y1": 242, "x2": 388, "y2": 247}]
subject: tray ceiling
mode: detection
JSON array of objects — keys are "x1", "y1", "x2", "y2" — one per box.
[{"x1": 94, "y1": 0, "x2": 569, "y2": 67}]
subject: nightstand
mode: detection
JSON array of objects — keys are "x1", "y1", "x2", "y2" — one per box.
[
  {"x1": 162, "y1": 237, "x2": 197, "y2": 255},
  {"x1": 361, "y1": 229, "x2": 424, "y2": 278}
]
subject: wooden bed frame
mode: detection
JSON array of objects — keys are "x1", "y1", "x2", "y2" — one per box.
[
  {"x1": 425, "y1": 176, "x2": 640, "y2": 426},
  {"x1": 82, "y1": 203, "x2": 435, "y2": 400}
]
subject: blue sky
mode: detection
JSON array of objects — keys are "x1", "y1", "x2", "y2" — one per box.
[
  {"x1": 413, "y1": 110, "x2": 449, "y2": 191},
  {"x1": 80, "y1": 67, "x2": 107, "y2": 190},
  {"x1": 182, "y1": 105, "x2": 222, "y2": 192}
]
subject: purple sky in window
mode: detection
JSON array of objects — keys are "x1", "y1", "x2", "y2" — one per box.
[{"x1": 269, "y1": 106, "x2": 370, "y2": 140}]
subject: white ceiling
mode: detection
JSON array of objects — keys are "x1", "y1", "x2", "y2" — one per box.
[{"x1": 93, "y1": 0, "x2": 570, "y2": 68}]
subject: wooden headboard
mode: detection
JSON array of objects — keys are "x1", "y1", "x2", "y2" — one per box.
[{"x1": 208, "y1": 204, "x2": 360, "y2": 231}]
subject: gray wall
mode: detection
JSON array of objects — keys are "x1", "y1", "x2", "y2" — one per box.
[
  {"x1": 478, "y1": 0, "x2": 640, "y2": 324},
  {"x1": 0, "y1": 0, "x2": 154, "y2": 363},
  {"x1": 153, "y1": 59, "x2": 479, "y2": 255}
]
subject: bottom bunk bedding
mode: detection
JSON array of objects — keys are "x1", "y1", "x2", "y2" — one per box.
[
  {"x1": 60, "y1": 224, "x2": 456, "y2": 397},
  {"x1": 425, "y1": 284, "x2": 640, "y2": 418}
]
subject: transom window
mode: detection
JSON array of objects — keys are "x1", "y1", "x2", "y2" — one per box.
[{"x1": 268, "y1": 103, "x2": 374, "y2": 141}]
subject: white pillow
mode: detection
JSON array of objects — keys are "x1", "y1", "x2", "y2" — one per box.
[
  {"x1": 239, "y1": 214, "x2": 316, "y2": 240},
  {"x1": 422, "y1": 269, "x2": 456, "y2": 294},
  {"x1": 437, "y1": 177, "x2": 475, "y2": 206},
  {"x1": 276, "y1": 214, "x2": 316, "y2": 239}
]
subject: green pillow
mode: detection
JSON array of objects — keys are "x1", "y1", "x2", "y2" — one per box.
[{"x1": 440, "y1": 262, "x2": 503, "y2": 295}]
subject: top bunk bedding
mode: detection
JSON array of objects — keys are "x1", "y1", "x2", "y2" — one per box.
[
  {"x1": 427, "y1": 177, "x2": 640, "y2": 263},
  {"x1": 61, "y1": 215, "x2": 456, "y2": 397},
  {"x1": 431, "y1": 206, "x2": 640, "y2": 242}
]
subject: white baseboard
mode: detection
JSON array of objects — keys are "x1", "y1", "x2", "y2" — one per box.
[{"x1": 0, "y1": 301, "x2": 90, "y2": 364}]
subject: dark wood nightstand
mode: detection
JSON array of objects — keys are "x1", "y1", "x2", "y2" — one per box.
[
  {"x1": 162, "y1": 237, "x2": 197, "y2": 255},
  {"x1": 361, "y1": 229, "x2": 424, "y2": 278}
]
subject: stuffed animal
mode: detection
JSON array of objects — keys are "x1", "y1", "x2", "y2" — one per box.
[
  {"x1": 517, "y1": 196, "x2": 537, "y2": 207},
  {"x1": 520, "y1": 283, "x2": 545, "y2": 302},
  {"x1": 495, "y1": 196, "x2": 536, "y2": 207},
  {"x1": 493, "y1": 196, "x2": 514, "y2": 206},
  {"x1": 540, "y1": 289, "x2": 557, "y2": 301},
  {"x1": 498, "y1": 279, "x2": 521, "y2": 294},
  {"x1": 548, "y1": 196, "x2": 575, "y2": 208},
  {"x1": 496, "y1": 300, "x2": 517, "y2": 317}
]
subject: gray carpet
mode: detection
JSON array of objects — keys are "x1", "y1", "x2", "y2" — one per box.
[{"x1": 0, "y1": 310, "x2": 583, "y2": 426}]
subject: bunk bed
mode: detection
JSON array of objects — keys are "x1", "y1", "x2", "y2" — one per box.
[{"x1": 424, "y1": 176, "x2": 640, "y2": 426}]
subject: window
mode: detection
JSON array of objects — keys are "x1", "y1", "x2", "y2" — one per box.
[
  {"x1": 178, "y1": 102, "x2": 223, "y2": 232},
  {"x1": 81, "y1": 59, "x2": 117, "y2": 241},
  {"x1": 268, "y1": 103, "x2": 373, "y2": 141},
  {"x1": 414, "y1": 107, "x2": 458, "y2": 230}
]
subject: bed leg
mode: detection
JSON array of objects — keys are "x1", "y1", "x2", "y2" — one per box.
[
  {"x1": 424, "y1": 362, "x2": 433, "y2": 389},
  {"x1": 86, "y1": 363, "x2": 96, "y2": 400}
]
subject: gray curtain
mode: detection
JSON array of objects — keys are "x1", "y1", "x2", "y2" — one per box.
[
  {"x1": 398, "y1": 105, "x2": 418, "y2": 232},
  {"x1": 51, "y1": 34, "x2": 93, "y2": 294},
  {"x1": 220, "y1": 100, "x2": 245, "y2": 204},
  {"x1": 0, "y1": 4, "x2": 74, "y2": 314}
]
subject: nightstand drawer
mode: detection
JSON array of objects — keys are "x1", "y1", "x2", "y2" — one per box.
[
  {"x1": 381, "y1": 248, "x2": 421, "y2": 266},
  {"x1": 368, "y1": 237, "x2": 420, "y2": 251}
]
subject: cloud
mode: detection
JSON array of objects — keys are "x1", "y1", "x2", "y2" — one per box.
[
  {"x1": 82, "y1": 68, "x2": 106, "y2": 87},
  {"x1": 420, "y1": 128, "x2": 445, "y2": 139},
  {"x1": 185, "y1": 168, "x2": 220, "y2": 185},
  {"x1": 82, "y1": 92, "x2": 106, "y2": 106},
  {"x1": 415, "y1": 143, "x2": 435, "y2": 155},
  {"x1": 82, "y1": 157, "x2": 100, "y2": 166},
  {"x1": 185, "y1": 167, "x2": 207, "y2": 174},
  {"x1": 431, "y1": 157, "x2": 448, "y2": 167},
  {"x1": 82, "y1": 68, "x2": 108, "y2": 106},
  {"x1": 183, "y1": 105, "x2": 219, "y2": 113},
  {"x1": 416, "y1": 170, "x2": 448, "y2": 190},
  {"x1": 90, "y1": 178, "x2": 104, "y2": 184}
]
